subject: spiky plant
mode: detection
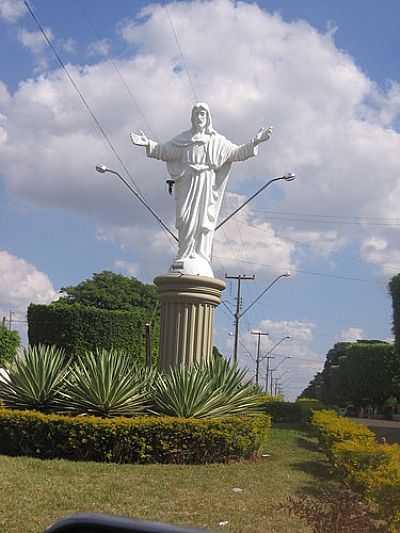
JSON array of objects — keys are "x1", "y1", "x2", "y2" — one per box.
[
  {"x1": 60, "y1": 349, "x2": 153, "y2": 417},
  {"x1": 0, "y1": 344, "x2": 68, "y2": 412},
  {"x1": 151, "y1": 357, "x2": 263, "y2": 418}
]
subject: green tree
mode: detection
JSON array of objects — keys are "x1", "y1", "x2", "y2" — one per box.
[
  {"x1": 56, "y1": 271, "x2": 159, "y2": 313},
  {"x1": 389, "y1": 274, "x2": 400, "y2": 353},
  {"x1": 302, "y1": 341, "x2": 400, "y2": 408},
  {"x1": 337, "y1": 342, "x2": 400, "y2": 407},
  {"x1": 0, "y1": 324, "x2": 20, "y2": 366}
]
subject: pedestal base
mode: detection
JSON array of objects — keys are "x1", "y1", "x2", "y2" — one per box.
[{"x1": 154, "y1": 273, "x2": 225, "y2": 370}]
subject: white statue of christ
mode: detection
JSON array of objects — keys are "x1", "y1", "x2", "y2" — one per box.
[{"x1": 130, "y1": 103, "x2": 272, "y2": 277}]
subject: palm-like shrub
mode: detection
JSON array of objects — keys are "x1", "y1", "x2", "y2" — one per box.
[
  {"x1": 151, "y1": 357, "x2": 263, "y2": 418},
  {"x1": 60, "y1": 349, "x2": 155, "y2": 417},
  {"x1": 0, "y1": 344, "x2": 68, "y2": 411}
]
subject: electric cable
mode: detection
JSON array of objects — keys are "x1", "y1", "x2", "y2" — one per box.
[
  {"x1": 165, "y1": 4, "x2": 198, "y2": 102},
  {"x1": 24, "y1": 1, "x2": 176, "y2": 250}
]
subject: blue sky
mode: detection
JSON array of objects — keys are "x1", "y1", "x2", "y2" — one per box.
[{"x1": 1, "y1": 0, "x2": 399, "y2": 399}]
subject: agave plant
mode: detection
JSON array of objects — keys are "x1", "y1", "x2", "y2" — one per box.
[
  {"x1": 60, "y1": 348, "x2": 154, "y2": 417},
  {"x1": 0, "y1": 344, "x2": 69, "y2": 412},
  {"x1": 151, "y1": 357, "x2": 263, "y2": 418}
]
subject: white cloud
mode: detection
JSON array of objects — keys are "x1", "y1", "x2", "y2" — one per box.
[
  {"x1": 0, "y1": 250, "x2": 57, "y2": 339},
  {"x1": 256, "y1": 319, "x2": 315, "y2": 342},
  {"x1": 0, "y1": 0, "x2": 399, "y2": 281},
  {"x1": 213, "y1": 193, "x2": 296, "y2": 278},
  {"x1": 61, "y1": 38, "x2": 77, "y2": 54},
  {"x1": 361, "y1": 237, "x2": 400, "y2": 276},
  {"x1": 97, "y1": 225, "x2": 175, "y2": 282},
  {"x1": 338, "y1": 327, "x2": 364, "y2": 342},
  {"x1": 17, "y1": 27, "x2": 54, "y2": 70},
  {"x1": 113, "y1": 259, "x2": 139, "y2": 276},
  {"x1": 87, "y1": 38, "x2": 111, "y2": 57},
  {"x1": 282, "y1": 228, "x2": 347, "y2": 258},
  {"x1": 0, "y1": 0, "x2": 25, "y2": 23}
]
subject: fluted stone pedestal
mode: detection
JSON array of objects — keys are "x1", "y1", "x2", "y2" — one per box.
[{"x1": 154, "y1": 274, "x2": 225, "y2": 370}]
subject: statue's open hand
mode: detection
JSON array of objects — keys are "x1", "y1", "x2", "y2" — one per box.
[
  {"x1": 253, "y1": 126, "x2": 273, "y2": 145},
  {"x1": 130, "y1": 130, "x2": 149, "y2": 147}
]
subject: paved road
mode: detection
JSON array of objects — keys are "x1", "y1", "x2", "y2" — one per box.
[{"x1": 351, "y1": 417, "x2": 400, "y2": 444}]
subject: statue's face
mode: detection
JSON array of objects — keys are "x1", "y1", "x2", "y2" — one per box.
[{"x1": 192, "y1": 108, "x2": 208, "y2": 130}]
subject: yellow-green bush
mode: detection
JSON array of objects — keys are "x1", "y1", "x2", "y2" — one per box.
[
  {"x1": 312, "y1": 410, "x2": 400, "y2": 530},
  {"x1": 332, "y1": 439, "x2": 400, "y2": 530},
  {"x1": 311, "y1": 410, "x2": 374, "y2": 456},
  {"x1": 0, "y1": 407, "x2": 271, "y2": 464}
]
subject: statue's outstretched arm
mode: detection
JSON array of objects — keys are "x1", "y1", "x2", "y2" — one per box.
[
  {"x1": 228, "y1": 126, "x2": 272, "y2": 163},
  {"x1": 130, "y1": 130, "x2": 151, "y2": 147},
  {"x1": 253, "y1": 126, "x2": 273, "y2": 146}
]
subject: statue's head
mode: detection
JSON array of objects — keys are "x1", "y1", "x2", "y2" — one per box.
[{"x1": 191, "y1": 103, "x2": 214, "y2": 134}]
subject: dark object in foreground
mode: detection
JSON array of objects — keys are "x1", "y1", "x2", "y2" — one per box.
[{"x1": 46, "y1": 513, "x2": 215, "y2": 533}]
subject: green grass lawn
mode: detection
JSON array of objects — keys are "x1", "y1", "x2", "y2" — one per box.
[{"x1": 0, "y1": 425, "x2": 332, "y2": 533}]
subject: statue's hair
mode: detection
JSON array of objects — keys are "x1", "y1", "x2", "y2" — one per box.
[{"x1": 191, "y1": 102, "x2": 215, "y2": 134}]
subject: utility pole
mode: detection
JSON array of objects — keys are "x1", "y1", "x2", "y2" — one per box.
[
  {"x1": 270, "y1": 368, "x2": 277, "y2": 395},
  {"x1": 262, "y1": 336, "x2": 291, "y2": 394},
  {"x1": 225, "y1": 274, "x2": 255, "y2": 363},
  {"x1": 144, "y1": 322, "x2": 152, "y2": 367},
  {"x1": 251, "y1": 330, "x2": 269, "y2": 386},
  {"x1": 8, "y1": 311, "x2": 13, "y2": 331},
  {"x1": 264, "y1": 354, "x2": 275, "y2": 394}
]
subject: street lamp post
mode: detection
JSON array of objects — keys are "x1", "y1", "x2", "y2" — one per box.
[
  {"x1": 251, "y1": 331, "x2": 269, "y2": 386},
  {"x1": 95, "y1": 164, "x2": 178, "y2": 242},
  {"x1": 216, "y1": 174, "x2": 296, "y2": 231},
  {"x1": 240, "y1": 273, "x2": 291, "y2": 319}
]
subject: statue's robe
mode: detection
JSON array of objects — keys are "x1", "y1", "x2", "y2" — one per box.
[{"x1": 146, "y1": 129, "x2": 257, "y2": 275}]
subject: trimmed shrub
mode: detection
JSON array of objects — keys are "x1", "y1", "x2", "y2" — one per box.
[
  {"x1": 262, "y1": 401, "x2": 304, "y2": 423},
  {"x1": 262, "y1": 399, "x2": 327, "y2": 424},
  {"x1": 0, "y1": 407, "x2": 271, "y2": 464},
  {"x1": 332, "y1": 440, "x2": 400, "y2": 530},
  {"x1": 27, "y1": 303, "x2": 159, "y2": 363},
  {"x1": 0, "y1": 325, "x2": 20, "y2": 366},
  {"x1": 311, "y1": 410, "x2": 375, "y2": 456},
  {"x1": 312, "y1": 410, "x2": 400, "y2": 530},
  {"x1": 332, "y1": 439, "x2": 400, "y2": 483}
]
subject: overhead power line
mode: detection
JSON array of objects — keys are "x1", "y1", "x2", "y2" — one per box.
[
  {"x1": 23, "y1": 1, "x2": 176, "y2": 249},
  {"x1": 250, "y1": 211, "x2": 400, "y2": 228},
  {"x1": 24, "y1": 2, "x2": 138, "y2": 194},
  {"x1": 215, "y1": 255, "x2": 382, "y2": 284},
  {"x1": 165, "y1": 5, "x2": 198, "y2": 101},
  {"x1": 81, "y1": 6, "x2": 156, "y2": 139},
  {"x1": 251, "y1": 208, "x2": 400, "y2": 224}
]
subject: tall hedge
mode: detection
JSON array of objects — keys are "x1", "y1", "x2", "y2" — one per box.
[
  {"x1": 389, "y1": 274, "x2": 400, "y2": 353},
  {"x1": 0, "y1": 325, "x2": 20, "y2": 366},
  {"x1": 27, "y1": 303, "x2": 159, "y2": 363}
]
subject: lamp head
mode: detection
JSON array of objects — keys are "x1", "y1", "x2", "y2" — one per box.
[
  {"x1": 96, "y1": 164, "x2": 108, "y2": 173},
  {"x1": 283, "y1": 272, "x2": 291, "y2": 277},
  {"x1": 284, "y1": 173, "x2": 296, "y2": 181}
]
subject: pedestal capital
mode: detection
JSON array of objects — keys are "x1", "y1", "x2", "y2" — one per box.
[{"x1": 154, "y1": 273, "x2": 225, "y2": 306}]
